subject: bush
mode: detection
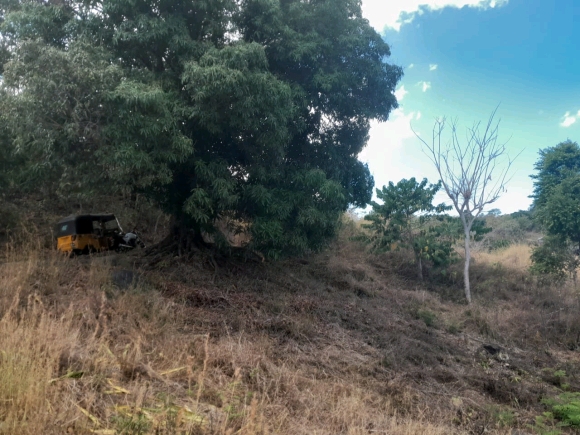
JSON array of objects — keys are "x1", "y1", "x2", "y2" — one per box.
[
  {"x1": 542, "y1": 393, "x2": 580, "y2": 428},
  {"x1": 413, "y1": 308, "x2": 437, "y2": 327},
  {"x1": 529, "y1": 236, "x2": 577, "y2": 283}
]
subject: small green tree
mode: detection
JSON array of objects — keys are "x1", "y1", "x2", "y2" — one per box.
[{"x1": 364, "y1": 178, "x2": 454, "y2": 280}]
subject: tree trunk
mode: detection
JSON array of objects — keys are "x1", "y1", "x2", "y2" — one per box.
[
  {"x1": 146, "y1": 216, "x2": 208, "y2": 257},
  {"x1": 174, "y1": 219, "x2": 207, "y2": 256},
  {"x1": 416, "y1": 255, "x2": 423, "y2": 281},
  {"x1": 463, "y1": 226, "x2": 472, "y2": 304}
]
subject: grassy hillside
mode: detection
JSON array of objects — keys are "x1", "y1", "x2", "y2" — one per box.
[{"x1": 1, "y1": 216, "x2": 580, "y2": 434}]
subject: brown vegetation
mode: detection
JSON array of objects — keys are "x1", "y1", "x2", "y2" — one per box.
[{"x1": 1, "y1": 217, "x2": 580, "y2": 434}]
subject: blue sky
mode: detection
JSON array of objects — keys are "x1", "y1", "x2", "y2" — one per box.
[{"x1": 358, "y1": 0, "x2": 580, "y2": 214}]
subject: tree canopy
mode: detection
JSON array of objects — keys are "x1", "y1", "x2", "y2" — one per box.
[
  {"x1": 530, "y1": 140, "x2": 580, "y2": 279},
  {"x1": 0, "y1": 0, "x2": 402, "y2": 257},
  {"x1": 531, "y1": 140, "x2": 580, "y2": 244},
  {"x1": 531, "y1": 140, "x2": 580, "y2": 211},
  {"x1": 364, "y1": 178, "x2": 455, "y2": 280}
]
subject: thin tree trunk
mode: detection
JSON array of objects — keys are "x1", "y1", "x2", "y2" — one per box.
[
  {"x1": 463, "y1": 227, "x2": 472, "y2": 304},
  {"x1": 417, "y1": 255, "x2": 423, "y2": 281}
]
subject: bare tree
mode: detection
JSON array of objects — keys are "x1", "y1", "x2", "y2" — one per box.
[{"x1": 413, "y1": 108, "x2": 516, "y2": 303}]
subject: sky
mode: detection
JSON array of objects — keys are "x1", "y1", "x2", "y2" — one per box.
[{"x1": 357, "y1": 0, "x2": 580, "y2": 214}]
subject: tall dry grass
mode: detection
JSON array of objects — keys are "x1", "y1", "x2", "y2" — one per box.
[
  {"x1": 0, "y1": 296, "x2": 79, "y2": 433},
  {"x1": 0, "y1": 239, "x2": 465, "y2": 435},
  {"x1": 460, "y1": 243, "x2": 580, "y2": 353},
  {"x1": 472, "y1": 243, "x2": 532, "y2": 272}
]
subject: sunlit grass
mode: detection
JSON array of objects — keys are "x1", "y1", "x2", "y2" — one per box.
[{"x1": 472, "y1": 243, "x2": 532, "y2": 272}]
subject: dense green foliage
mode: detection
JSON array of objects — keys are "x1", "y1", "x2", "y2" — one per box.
[
  {"x1": 529, "y1": 236, "x2": 577, "y2": 282},
  {"x1": 542, "y1": 392, "x2": 580, "y2": 428},
  {"x1": 0, "y1": 127, "x2": 16, "y2": 191},
  {"x1": 0, "y1": 0, "x2": 402, "y2": 257},
  {"x1": 531, "y1": 140, "x2": 580, "y2": 211},
  {"x1": 363, "y1": 178, "x2": 456, "y2": 279},
  {"x1": 530, "y1": 140, "x2": 580, "y2": 277}
]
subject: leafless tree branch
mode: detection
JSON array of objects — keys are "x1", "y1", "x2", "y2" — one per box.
[{"x1": 411, "y1": 107, "x2": 520, "y2": 303}]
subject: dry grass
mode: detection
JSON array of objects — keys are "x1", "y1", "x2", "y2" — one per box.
[
  {"x1": 4, "y1": 216, "x2": 580, "y2": 434},
  {"x1": 472, "y1": 244, "x2": 532, "y2": 272},
  {"x1": 0, "y1": 242, "x2": 464, "y2": 435},
  {"x1": 0, "y1": 296, "x2": 80, "y2": 433}
]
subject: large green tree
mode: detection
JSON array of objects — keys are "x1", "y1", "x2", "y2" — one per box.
[
  {"x1": 0, "y1": 0, "x2": 402, "y2": 257},
  {"x1": 530, "y1": 140, "x2": 580, "y2": 278},
  {"x1": 531, "y1": 140, "x2": 580, "y2": 212}
]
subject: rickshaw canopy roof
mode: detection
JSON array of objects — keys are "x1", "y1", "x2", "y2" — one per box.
[
  {"x1": 56, "y1": 214, "x2": 119, "y2": 237},
  {"x1": 57, "y1": 214, "x2": 117, "y2": 224}
]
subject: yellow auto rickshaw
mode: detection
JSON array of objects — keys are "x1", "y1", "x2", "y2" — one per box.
[{"x1": 55, "y1": 214, "x2": 123, "y2": 255}]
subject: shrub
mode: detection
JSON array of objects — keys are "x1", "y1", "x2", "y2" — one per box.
[
  {"x1": 415, "y1": 308, "x2": 437, "y2": 327},
  {"x1": 542, "y1": 393, "x2": 580, "y2": 427}
]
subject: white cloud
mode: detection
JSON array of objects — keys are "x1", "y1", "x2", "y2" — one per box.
[
  {"x1": 359, "y1": 109, "x2": 420, "y2": 172},
  {"x1": 418, "y1": 81, "x2": 431, "y2": 92},
  {"x1": 361, "y1": 0, "x2": 509, "y2": 32},
  {"x1": 408, "y1": 63, "x2": 415, "y2": 69},
  {"x1": 429, "y1": 64, "x2": 438, "y2": 71},
  {"x1": 359, "y1": 109, "x2": 416, "y2": 163},
  {"x1": 394, "y1": 85, "x2": 408, "y2": 101},
  {"x1": 359, "y1": 108, "x2": 448, "y2": 206},
  {"x1": 560, "y1": 111, "x2": 578, "y2": 128}
]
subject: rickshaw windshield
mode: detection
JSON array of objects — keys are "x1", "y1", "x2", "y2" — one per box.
[
  {"x1": 56, "y1": 221, "x2": 76, "y2": 237},
  {"x1": 104, "y1": 220, "x2": 120, "y2": 231}
]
